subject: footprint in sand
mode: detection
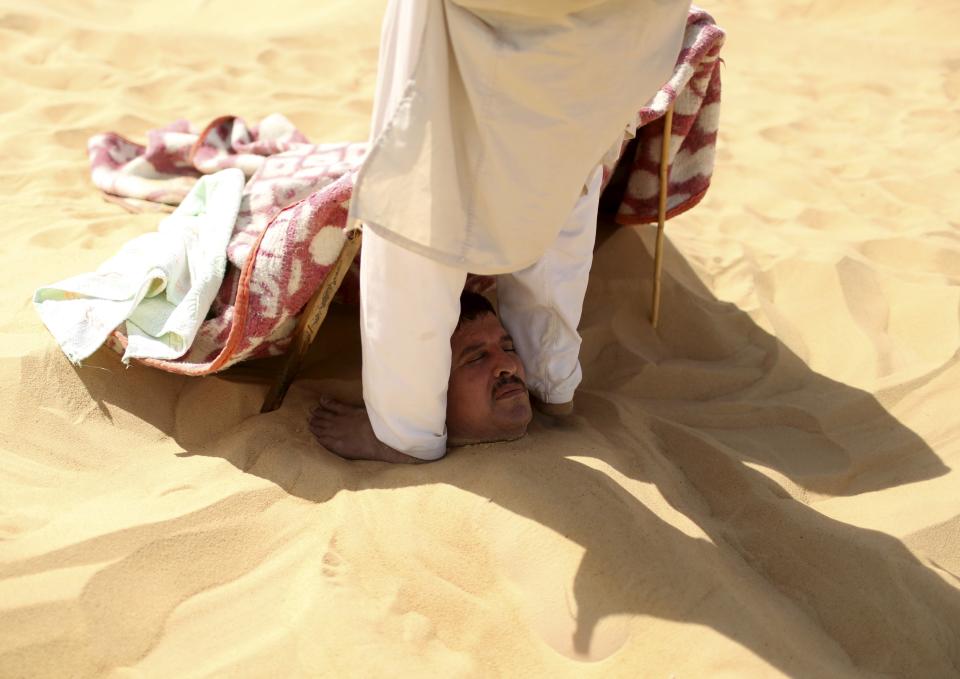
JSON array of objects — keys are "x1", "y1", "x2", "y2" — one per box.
[
  {"x1": 40, "y1": 102, "x2": 91, "y2": 125},
  {"x1": 0, "y1": 12, "x2": 41, "y2": 33},
  {"x1": 320, "y1": 533, "x2": 348, "y2": 584},
  {"x1": 316, "y1": 533, "x2": 442, "y2": 648},
  {"x1": 52, "y1": 127, "x2": 94, "y2": 149},
  {"x1": 942, "y1": 58, "x2": 960, "y2": 100},
  {"x1": 344, "y1": 96, "x2": 373, "y2": 115},
  {"x1": 758, "y1": 119, "x2": 810, "y2": 145},
  {"x1": 29, "y1": 224, "x2": 82, "y2": 249},
  {"x1": 256, "y1": 48, "x2": 282, "y2": 67}
]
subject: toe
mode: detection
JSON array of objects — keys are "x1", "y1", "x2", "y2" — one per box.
[
  {"x1": 309, "y1": 418, "x2": 331, "y2": 438},
  {"x1": 318, "y1": 396, "x2": 355, "y2": 415}
]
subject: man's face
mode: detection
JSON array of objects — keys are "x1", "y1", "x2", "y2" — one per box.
[{"x1": 447, "y1": 312, "x2": 532, "y2": 445}]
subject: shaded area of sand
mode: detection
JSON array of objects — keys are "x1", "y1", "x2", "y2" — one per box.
[{"x1": 1, "y1": 1, "x2": 959, "y2": 676}]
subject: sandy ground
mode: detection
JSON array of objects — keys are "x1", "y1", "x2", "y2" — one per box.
[{"x1": 2, "y1": 1, "x2": 960, "y2": 676}]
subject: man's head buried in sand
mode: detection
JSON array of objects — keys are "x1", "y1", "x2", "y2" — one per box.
[
  {"x1": 309, "y1": 290, "x2": 532, "y2": 463},
  {"x1": 446, "y1": 291, "x2": 533, "y2": 445}
]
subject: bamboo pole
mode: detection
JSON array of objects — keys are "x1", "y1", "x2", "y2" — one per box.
[
  {"x1": 261, "y1": 229, "x2": 363, "y2": 413},
  {"x1": 650, "y1": 100, "x2": 674, "y2": 329}
]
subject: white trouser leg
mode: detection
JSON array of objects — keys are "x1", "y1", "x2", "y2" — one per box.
[
  {"x1": 496, "y1": 162, "x2": 605, "y2": 405},
  {"x1": 360, "y1": 225, "x2": 466, "y2": 460}
]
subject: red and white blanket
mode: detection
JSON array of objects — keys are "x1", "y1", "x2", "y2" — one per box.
[{"x1": 86, "y1": 8, "x2": 724, "y2": 376}]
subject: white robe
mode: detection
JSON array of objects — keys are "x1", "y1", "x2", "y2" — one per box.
[
  {"x1": 349, "y1": 0, "x2": 692, "y2": 274},
  {"x1": 356, "y1": 0, "x2": 692, "y2": 458}
]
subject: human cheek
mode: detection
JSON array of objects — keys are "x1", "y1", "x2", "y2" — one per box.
[{"x1": 460, "y1": 362, "x2": 490, "y2": 395}]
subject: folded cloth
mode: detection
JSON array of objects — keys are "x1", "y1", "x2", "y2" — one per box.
[{"x1": 34, "y1": 168, "x2": 245, "y2": 363}]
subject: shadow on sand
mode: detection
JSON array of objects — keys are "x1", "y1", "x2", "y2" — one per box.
[{"x1": 68, "y1": 220, "x2": 959, "y2": 676}]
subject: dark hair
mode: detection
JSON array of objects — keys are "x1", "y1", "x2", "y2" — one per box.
[{"x1": 457, "y1": 290, "x2": 496, "y2": 329}]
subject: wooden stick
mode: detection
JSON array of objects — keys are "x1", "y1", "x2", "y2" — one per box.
[
  {"x1": 261, "y1": 229, "x2": 363, "y2": 413},
  {"x1": 650, "y1": 100, "x2": 674, "y2": 329}
]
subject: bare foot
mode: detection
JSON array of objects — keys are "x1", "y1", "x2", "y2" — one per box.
[{"x1": 309, "y1": 396, "x2": 424, "y2": 464}]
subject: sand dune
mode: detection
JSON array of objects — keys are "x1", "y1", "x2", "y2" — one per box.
[{"x1": 2, "y1": 1, "x2": 959, "y2": 676}]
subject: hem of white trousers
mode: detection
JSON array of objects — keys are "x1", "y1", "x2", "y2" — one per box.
[
  {"x1": 365, "y1": 406, "x2": 448, "y2": 462},
  {"x1": 530, "y1": 384, "x2": 577, "y2": 406}
]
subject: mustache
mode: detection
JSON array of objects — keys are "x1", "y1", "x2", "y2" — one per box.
[{"x1": 492, "y1": 375, "x2": 526, "y2": 396}]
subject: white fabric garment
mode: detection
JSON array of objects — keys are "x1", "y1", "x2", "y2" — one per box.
[
  {"x1": 349, "y1": 0, "x2": 691, "y2": 274},
  {"x1": 357, "y1": 0, "x2": 691, "y2": 458},
  {"x1": 360, "y1": 226, "x2": 466, "y2": 461},
  {"x1": 361, "y1": 158, "x2": 605, "y2": 459},
  {"x1": 497, "y1": 161, "x2": 604, "y2": 405},
  {"x1": 34, "y1": 168, "x2": 244, "y2": 363}
]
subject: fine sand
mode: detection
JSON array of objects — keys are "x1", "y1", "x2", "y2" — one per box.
[{"x1": 2, "y1": 1, "x2": 959, "y2": 676}]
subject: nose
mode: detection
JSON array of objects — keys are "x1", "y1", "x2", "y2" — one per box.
[{"x1": 493, "y1": 347, "x2": 520, "y2": 378}]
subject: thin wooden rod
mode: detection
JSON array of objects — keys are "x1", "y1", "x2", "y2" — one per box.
[
  {"x1": 650, "y1": 100, "x2": 674, "y2": 329},
  {"x1": 261, "y1": 229, "x2": 363, "y2": 413}
]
